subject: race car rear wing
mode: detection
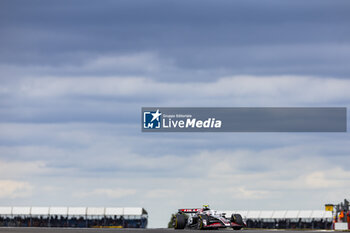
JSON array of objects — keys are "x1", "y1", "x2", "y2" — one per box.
[{"x1": 178, "y1": 208, "x2": 200, "y2": 213}]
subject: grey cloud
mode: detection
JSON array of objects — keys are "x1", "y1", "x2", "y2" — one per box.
[
  {"x1": 1, "y1": 75, "x2": 349, "y2": 123},
  {"x1": 1, "y1": 1, "x2": 350, "y2": 78}
]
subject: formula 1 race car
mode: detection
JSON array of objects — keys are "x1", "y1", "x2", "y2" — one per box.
[{"x1": 173, "y1": 205, "x2": 245, "y2": 230}]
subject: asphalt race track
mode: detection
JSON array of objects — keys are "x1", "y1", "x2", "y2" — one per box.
[{"x1": 0, "y1": 229, "x2": 335, "y2": 233}]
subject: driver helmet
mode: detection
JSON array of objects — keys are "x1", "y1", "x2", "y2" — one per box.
[{"x1": 202, "y1": 204, "x2": 210, "y2": 211}]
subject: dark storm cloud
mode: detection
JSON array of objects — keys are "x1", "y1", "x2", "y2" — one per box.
[{"x1": 1, "y1": 0, "x2": 350, "y2": 78}]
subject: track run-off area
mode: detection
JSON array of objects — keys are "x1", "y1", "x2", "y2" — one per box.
[{"x1": 0, "y1": 228, "x2": 337, "y2": 233}]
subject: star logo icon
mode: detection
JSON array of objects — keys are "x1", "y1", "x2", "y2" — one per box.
[
  {"x1": 143, "y1": 109, "x2": 162, "y2": 129},
  {"x1": 151, "y1": 109, "x2": 162, "y2": 122}
]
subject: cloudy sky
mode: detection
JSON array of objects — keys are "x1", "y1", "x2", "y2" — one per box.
[{"x1": 0, "y1": 0, "x2": 350, "y2": 228}]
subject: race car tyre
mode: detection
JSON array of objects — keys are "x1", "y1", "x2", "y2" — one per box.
[
  {"x1": 174, "y1": 214, "x2": 186, "y2": 229},
  {"x1": 231, "y1": 214, "x2": 244, "y2": 230},
  {"x1": 231, "y1": 214, "x2": 243, "y2": 225}
]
